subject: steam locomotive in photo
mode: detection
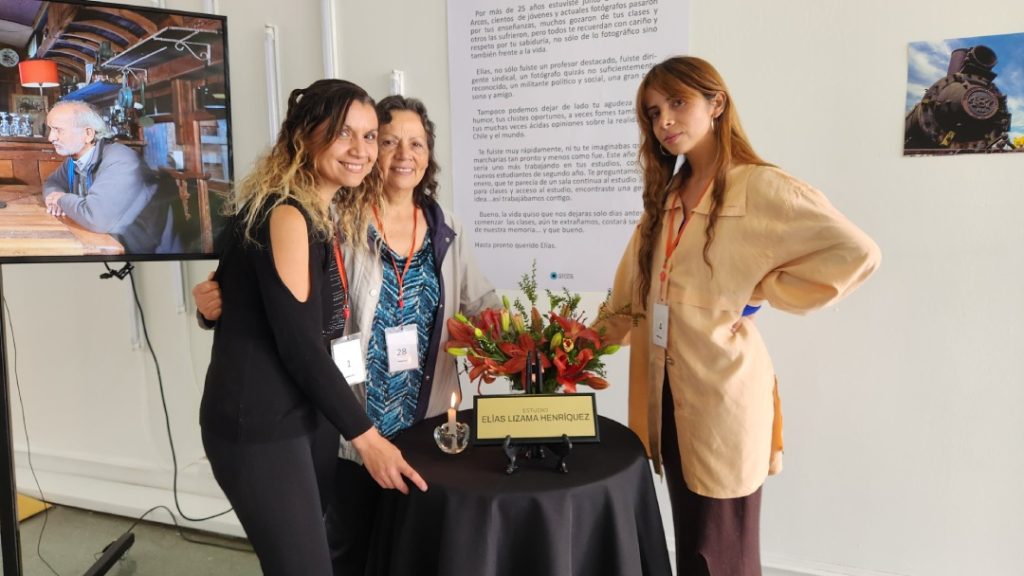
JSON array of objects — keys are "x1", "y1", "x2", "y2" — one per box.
[{"x1": 904, "y1": 45, "x2": 1015, "y2": 153}]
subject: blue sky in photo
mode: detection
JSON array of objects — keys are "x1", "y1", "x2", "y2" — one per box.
[{"x1": 906, "y1": 32, "x2": 1024, "y2": 139}]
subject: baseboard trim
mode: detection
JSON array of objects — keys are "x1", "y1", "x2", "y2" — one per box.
[
  {"x1": 14, "y1": 465, "x2": 243, "y2": 537},
  {"x1": 763, "y1": 554, "x2": 911, "y2": 576},
  {"x1": 13, "y1": 446, "x2": 224, "y2": 499}
]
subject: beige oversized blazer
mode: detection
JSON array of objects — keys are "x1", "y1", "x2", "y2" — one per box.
[{"x1": 597, "y1": 164, "x2": 880, "y2": 498}]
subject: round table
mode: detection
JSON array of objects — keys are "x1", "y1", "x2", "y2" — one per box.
[{"x1": 366, "y1": 413, "x2": 672, "y2": 576}]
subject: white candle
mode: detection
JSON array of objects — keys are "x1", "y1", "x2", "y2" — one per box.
[{"x1": 447, "y1": 392, "x2": 458, "y2": 437}]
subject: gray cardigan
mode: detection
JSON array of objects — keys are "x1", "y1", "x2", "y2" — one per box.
[{"x1": 339, "y1": 199, "x2": 499, "y2": 461}]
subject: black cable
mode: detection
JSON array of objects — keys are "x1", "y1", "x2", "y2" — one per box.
[
  {"x1": 116, "y1": 505, "x2": 252, "y2": 553},
  {"x1": 3, "y1": 266, "x2": 246, "y2": 574},
  {"x1": 116, "y1": 265, "x2": 232, "y2": 523},
  {"x1": 100, "y1": 262, "x2": 134, "y2": 280},
  {"x1": 3, "y1": 296, "x2": 62, "y2": 576}
]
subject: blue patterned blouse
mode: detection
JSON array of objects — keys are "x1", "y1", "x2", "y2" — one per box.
[{"x1": 365, "y1": 228, "x2": 440, "y2": 438}]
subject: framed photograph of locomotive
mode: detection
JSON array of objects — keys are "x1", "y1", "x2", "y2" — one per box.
[{"x1": 904, "y1": 32, "x2": 1024, "y2": 155}]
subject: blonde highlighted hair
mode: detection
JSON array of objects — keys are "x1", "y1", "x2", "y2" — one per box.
[
  {"x1": 230, "y1": 78, "x2": 381, "y2": 247},
  {"x1": 634, "y1": 56, "x2": 769, "y2": 308}
]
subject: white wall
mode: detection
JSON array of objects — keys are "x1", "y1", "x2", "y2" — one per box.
[
  {"x1": 336, "y1": 1, "x2": 1022, "y2": 575},
  {"x1": 337, "y1": 0, "x2": 456, "y2": 210},
  {"x1": 692, "y1": 2, "x2": 1024, "y2": 575},
  {"x1": 5, "y1": 0, "x2": 1023, "y2": 575}
]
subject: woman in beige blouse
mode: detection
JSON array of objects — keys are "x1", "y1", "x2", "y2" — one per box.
[{"x1": 596, "y1": 56, "x2": 880, "y2": 575}]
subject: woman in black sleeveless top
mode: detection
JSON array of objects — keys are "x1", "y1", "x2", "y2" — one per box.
[{"x1": 200, "y1": 79, "x2": 427, "y2": 576}]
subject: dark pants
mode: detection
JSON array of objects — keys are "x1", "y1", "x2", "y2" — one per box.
[
  {"x1": 661, "y1": 378, "x2": 763, "y2": 576},
  {"x1": 325, "y1": 458, "x2": 382, "y2": 576},
  {"x1": 312, "y1": 413, "x2": 342, "y2": 513},
  {"x1": 202, "y1": 428, "x2": 335, "y2": 576}
]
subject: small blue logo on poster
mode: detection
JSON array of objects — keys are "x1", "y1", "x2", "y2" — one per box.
[{"x1": 549, "y1": 271, "x2": 575, "y2": 281}]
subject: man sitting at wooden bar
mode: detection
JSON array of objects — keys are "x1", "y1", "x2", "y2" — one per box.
[{"x1": 42, "y1": 100, "x2": 179, "y2": 254}]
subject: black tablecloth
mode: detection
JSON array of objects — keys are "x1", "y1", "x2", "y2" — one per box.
[{"x1": 366, "y1": 413, "x2": 672, "y2": 576}]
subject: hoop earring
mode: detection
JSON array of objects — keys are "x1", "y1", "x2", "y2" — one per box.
[{"x1": 711, "y1": 116, "x2": 717, "y2": 132}]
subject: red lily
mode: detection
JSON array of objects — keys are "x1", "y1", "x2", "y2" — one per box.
[
  {"x1": 579, "y1": 374, "x2": 609, "y2": 390},
  {"x1": 551, "y1": 348, "x2": 596, "y2": 393},
  {"x1": 496, "y1": 333, "x2": 550, "y2": 375},
  {"x1": 465, "y1": 355, "x2": 502, "y2": 393},
  {"x1": 551, "y1": 314, "x2": 602, "y2": 349},
  {"x1": 478, "y1": 308, "x2": 504, "y2": 340},
  {"x1": 530, "y1": 307, "x2": 544, "y2": 334},
  {"x1": 446, "y1": 316, "x2": 477, "y2": 346}
]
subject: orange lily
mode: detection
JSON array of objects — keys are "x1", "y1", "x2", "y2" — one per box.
[
  {"x1": 550, "y1": 314, "x2": 602, "y2": 349},
  {"x1": 552, "y1": 348, "x2": 595, "y2": 393},
  {"x1": 496, "y1": 333, "x2": 551, "y2": 374}
]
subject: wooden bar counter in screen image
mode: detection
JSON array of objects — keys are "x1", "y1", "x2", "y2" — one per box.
[
  {"x1": 0, "y1": 138, "x2": 123, "y2": 257},
  {"x1": 0, "y1": 185, "x2": 124, "y2": 257}
]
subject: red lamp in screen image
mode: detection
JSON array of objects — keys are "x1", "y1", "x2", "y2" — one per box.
[{"x1": 18, "y1": 58, "x2": 59, "y2": 112}]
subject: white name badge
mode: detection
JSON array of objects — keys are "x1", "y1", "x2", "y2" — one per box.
[
  {"x1": 652, "y1": 302, "x2": 669, "y2": 349},
  {"x1": 385, "y1": 325, "x2": 419, "y2": 373},
  {"x1": 331, "y1": 333, "x2": 366, "y2": 385}
]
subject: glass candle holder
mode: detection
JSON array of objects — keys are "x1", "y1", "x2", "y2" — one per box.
[{"x1": 433, "y1": 421, "x2": 470, "y2": 454}]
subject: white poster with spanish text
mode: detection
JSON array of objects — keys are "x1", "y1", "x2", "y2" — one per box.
[{"x1": 448, "y1": 0, "x2": 689, "y2": 290}]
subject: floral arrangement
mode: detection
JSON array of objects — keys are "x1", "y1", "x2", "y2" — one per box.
[{"x1": 445, "y1": 262, "x2": 622, "y2": 394}]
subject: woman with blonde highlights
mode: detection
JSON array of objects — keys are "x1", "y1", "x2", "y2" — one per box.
[
  {"x1": 199, "y1": 79, "x2": 425, "y2": 576},
  {"x1": 197, "y1": 94, "x2": 497, "y2": 576},
  {"x1": 596, "y1": 57, "x2": 880, "y2": 575}
]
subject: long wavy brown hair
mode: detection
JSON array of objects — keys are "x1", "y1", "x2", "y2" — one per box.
[
  {"x1": 634, "y1": 56, "x2": 767, "y2": 309},
  {"x1": 230, "y1": 78, "x2": 382, "y2": 248}
]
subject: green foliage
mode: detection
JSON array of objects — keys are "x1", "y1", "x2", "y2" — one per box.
[
  {"x1": 446, "y1": 258, "x2": 618, "y2": 393},
  {"x1": 518, "y1": 260, "x2": 538, "y2": 306}
]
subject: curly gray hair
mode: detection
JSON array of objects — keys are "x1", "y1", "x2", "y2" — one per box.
[{"x1": 50, "y1": 100, "x2": 112, "y2": 141}]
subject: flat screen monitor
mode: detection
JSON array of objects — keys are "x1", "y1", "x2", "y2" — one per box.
[{"x1": 0, "y1": 0, "x2": 232, "y2": 262}]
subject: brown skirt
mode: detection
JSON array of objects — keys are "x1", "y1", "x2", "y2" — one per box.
[{"x1": 662, "y1": 378, "x2": 762, "y2": 576}]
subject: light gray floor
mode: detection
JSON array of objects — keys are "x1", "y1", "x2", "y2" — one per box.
[{"x1": 15, "y1": 505, "x2": 260, "y2": 576}]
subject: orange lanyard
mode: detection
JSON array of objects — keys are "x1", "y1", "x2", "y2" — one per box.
[
  {"x1": 331, "y1": 236, "x2": 350, "y2": 319},
  {"x1": 659, "y1": 193, "x2": 690, "y2": 286},
  {"x1": 372, "y1": 205, "x2": 419, "y2": 309},
  {"x1": 659, "y1": 182, "x2": 711, "y2": 295}
]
